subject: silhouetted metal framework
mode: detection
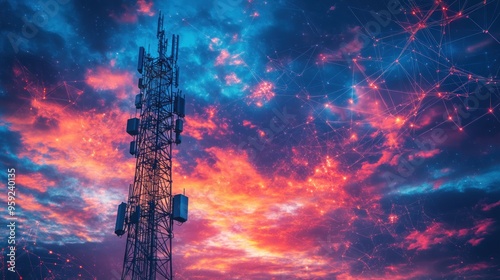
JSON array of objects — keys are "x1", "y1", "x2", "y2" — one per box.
[{"x1": 121, "y1": 12, "x2": 185, "y2": 280}]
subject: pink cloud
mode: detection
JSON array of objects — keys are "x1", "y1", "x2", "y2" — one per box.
[
  {"x1": 409, "y1": 149, "x2": 441, "y2": 160},
  {"x1": 404, "y1": 219, "x2": 495, "y2": 250},
  {"x1": 85, "y1": 67, "x2": 135, "y2": 99},
  {"x1": 137, "y1": 0, "x2": 154, "y2": 16},
  {"x1": 481, "y1": 200, "x2": 500, "y2": 211},
  {"x1": 247, "y1": 81, "x2": 275, "y2": 107},
  {"x1": 225, "y1": 73, "x2": 241, "y2": 85},
  {"x1": 215, "y1": 49, "x2": 230, "y2": 66}
]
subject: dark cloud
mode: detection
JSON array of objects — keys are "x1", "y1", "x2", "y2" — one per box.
[
  {"x1": 13, "y1": 237, "x2": 125, "y2": 279},
  {"x1": 33, "y1": 115, "x2": 60, "y2": 130},
  {"x1": 0, "y1": 126, "x2": 23, "y2": 158}
]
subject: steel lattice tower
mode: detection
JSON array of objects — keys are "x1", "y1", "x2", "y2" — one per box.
[{"x1": 115, "y1": 12, "x2": 188, "y2": 280}]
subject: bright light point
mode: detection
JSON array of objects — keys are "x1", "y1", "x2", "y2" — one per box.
[
  {"x1": 343, "y1": 176, "x2": 347, "y2": 180},
  {"x1": 389, "y1": 215, "x2": 398, "y2": 223},
  {"x1": 489, "y1": 108, "x2": 493, "y2": 113},
  {"x1": 459, "y1": 127, "x2": 463, "y2": 131}
]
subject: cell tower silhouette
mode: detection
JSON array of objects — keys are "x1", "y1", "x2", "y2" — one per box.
[{"x1": 115, "y1": 11, "x2": 189, "y2": 280}]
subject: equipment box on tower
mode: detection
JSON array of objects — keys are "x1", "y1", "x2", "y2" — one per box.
[
  {"x1": 172, "y1": 194, "x2": 188, "y2": 222},
  {"x1": 126, "y1": 118, "x2": 140, "y2": 135}
]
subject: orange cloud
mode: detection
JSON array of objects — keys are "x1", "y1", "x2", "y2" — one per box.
[
  {"x1": 16, "y1": 172, "x2": 56, "y2": 192},
  {"x1": 169, "y1": 146, "x2": 368, "y2": 277},
  {"x1": 183, "y1": 106, "x2": 229, "y2": 140},
  {"x1": 9, "y1": 101, "x2": 134, "y2": 183},
  {"x1": 4, "y1": 81, "x2": 135, "y2": 242}
]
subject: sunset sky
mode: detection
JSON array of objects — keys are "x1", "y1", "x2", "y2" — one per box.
[{"x1": 1, "y1": 0, "x2": 500, "y2": 279}]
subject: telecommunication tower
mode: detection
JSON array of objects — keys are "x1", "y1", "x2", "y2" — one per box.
[{"x1": 114, "y1": 11, "x2": 189, "y2": 280}]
